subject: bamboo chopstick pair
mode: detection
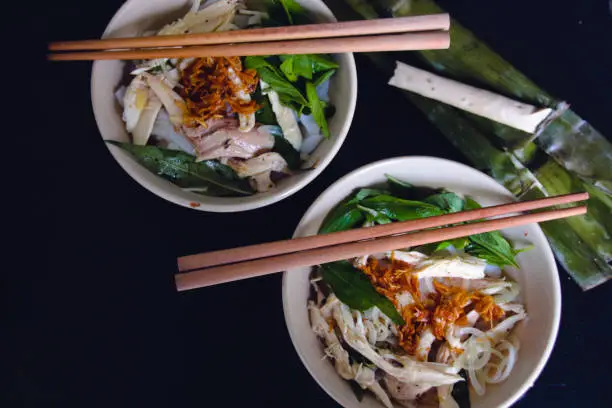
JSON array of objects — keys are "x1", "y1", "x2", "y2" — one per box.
[
  {"x1": 48, "y1": 14, "x2": 451, "y2": 61},
  {"x1": 175, "y1": 192, "x2": 589, "y2": 292}
]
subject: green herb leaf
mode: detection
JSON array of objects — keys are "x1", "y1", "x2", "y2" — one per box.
[
  {"x1": 279, "y1": 55, "x2": 315, "y2": 81},
  {"x1": 348, "y1": 381, "x2": 365, "y2": 402},
  {"x1": 425, "y1": 192, "x2": 465, "y2": 213},
  {"x1": 306, "y1": 81, "x2": 329, "y2": 137},
  {"x1": 385, "y1": 174, "x2": 440, "y2": 201},
  {"x1": 348, "y1": 188, "x2": 389, "y2": 204},
  {"x1": 279, "y1": 58, "x2": 298, "y2": 82},
  {"x1": 244, "y1": 56, "x2": 279, "y2": 74},
  {"x1": 265, "y1": 126, "x2": 301, "y2": 170},
  {"x1": 357, "y1": 204, "x2": 393, "y2": 225},
  {"x1": 313, "y1": 68, "x2": 336, "y2": 87},
  {"x1": 466, "y1": 232, "x2": 520, "y2": 268},
  {"x1": 359, "y1": 195, "x2": 445, "y2": 221},
  {"x1": 253, "y1": 89, "x2": 278, "y2": 126},
  {"x1": 263, "y1": 0, "x2": 310, "y2": 26},
  {"x1": 320, "y1": 261, "x2": 405, "y2": 325},
  {"x1": 319, "y1": 205, "x2": 364, "y2": 234},
  {"x1": 464, "y1": 197, "x2": 482, "y2": 210},
  {"x1": 385, "y1": 174, "x2": 413, "y2": 189},
  {"x1": 451, "y1": 369, "x2": 471, "y2": 408},
  {"x1": 255, "y1": 67, "x2": 309, "y2": 107},
  {"x1": 107, "y1": 141, "x2": 254, "y2": 196},
  {"x1": 309, "y1": 54, "x2": 339, "y2": 72}
]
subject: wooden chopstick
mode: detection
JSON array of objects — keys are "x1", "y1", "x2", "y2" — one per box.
[
  {"x1": 48, "y1": 32, "x2": 450, "y2": 61},
  {"x1": 175, "y1": 206, "x2": 588, "y2": 292},
  {"x1": 178, "y1": 192, "x2": 589, "y2": 272},
  {"x1": 49, "y1": 15, "x2": 450, "y2": 51}
]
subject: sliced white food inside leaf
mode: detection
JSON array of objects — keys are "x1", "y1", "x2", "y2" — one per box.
[{"x1": 388, "y1": 61, "x2": 554, "y2": 134}]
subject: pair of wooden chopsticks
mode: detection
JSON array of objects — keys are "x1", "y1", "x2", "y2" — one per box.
[
  {"x1": 175, "y1": 192, "x2": 589, "y2": 292},
  {"x1": 48, "y1": 14, "x2": 450, "y2": 61}
]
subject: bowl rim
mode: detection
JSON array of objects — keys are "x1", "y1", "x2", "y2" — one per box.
[
  {"x1": 282, "y1": 155, "x2": 562, "y2": 408},
  {"x1": 90, "y1": 0, "x2": 358, "y2": 213}
]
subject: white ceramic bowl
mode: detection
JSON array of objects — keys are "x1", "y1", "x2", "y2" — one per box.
[
  {"x1": 91, "y1": 0, "x2": 357, "y2": 212},
  {"x1": 283, "y1": 157, "x2": 561, "y2": 408}
]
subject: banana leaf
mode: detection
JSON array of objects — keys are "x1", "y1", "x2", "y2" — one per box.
[{"x1": 334, "y1": 0, "x2": 612, "y2": 289}]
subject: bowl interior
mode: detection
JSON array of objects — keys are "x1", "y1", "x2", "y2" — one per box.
[
  {"x1": 91, "y1": 0, "x2": 357, "y2": 212},
  {"x1": 282, "y1": 157, "x2": 561, "y2": 408}
]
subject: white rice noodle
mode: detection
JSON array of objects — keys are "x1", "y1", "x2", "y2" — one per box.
[
  {"x1": 388, "y1": 61, "x2": 554, "y2": 134},
  {"x1": 485, "y1": 338, "x2": 520, "y2": 384}
]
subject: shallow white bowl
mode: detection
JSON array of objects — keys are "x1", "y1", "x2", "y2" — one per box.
[
  {"x1": 91, "y1": 0, "x2": 357, "y2": 212},
  {"x1": 283, "y1": 156, "x2": 561, "y2": 408}
]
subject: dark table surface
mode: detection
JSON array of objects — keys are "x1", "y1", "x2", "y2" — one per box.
[{"x1": 12, "y1": 0, "x2": 612, "y2": 406}]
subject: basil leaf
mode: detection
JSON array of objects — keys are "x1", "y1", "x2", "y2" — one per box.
[
  {"x1": 279, "y1": 0, "x2": 304, "y2": 24},
  {"x1": 467, "y1": 232, "x2": 520, "y2": 268},
  {"x1": 253, "y1": 89, "x2": 278, "y2": 126},
  {"x1": 385, "y1": 174, "x2": 413, "y2": 189},
  {"x1": 244, "y1": 56, "x2": 279, "y2": 75},
  {"x1": 306, "y1": 81, "x2": 329, "y2": 137},
  {"x1": 313, "y1": 68, "x2": 336, "y2": 87},
  {"x1": 451, "y1": 369, "x2": 471, "y2": 408},
  {"x1": 279, "y1": 57, "x2": 298, "y2": 82},
  {"x1": 464, "y1": 197, "x2": 482, "y2": 210},
  {"x1": 320, "y1": 261, "x2": 405, "y2": 325},
  {"x1": 256, "y1": 67, "x2": 309, "y2": 106},
  {"x1": 309, "y1": 54, "x2": 339, "y2": 72},
  {"x1": 266, "y1": 128, "x2": 301, "y2": 170},
  {"x1": 360, "y1": 195, "x2": 445, "y2": 221},
  {"x1": 319, "y1": 205, "x2": 364, "y2": 234},
  {"x1": 348, "y1": 188, "x2": 388, "y2": 204},
  {"x1": 263, "y1": 0, "x2": 311, "y2": 26},
  {"x1": 425, "y1": 192, "x2": 465, "y2": 213},
  {"x1": 280, "y1": 55, "x2": 315, "y2": 81},
  {"x1": 385, "y1": 174, "x2": 440, "y2": 201},
  {"x1": 349, "y1": 381, "x2": 365, "y2": 402},
  {"x1": 107, "y1": 141, "x2": 255, "y2": 196},
  {"x1": 358, "y1": 205, "x2": 393, "y2": 225}
]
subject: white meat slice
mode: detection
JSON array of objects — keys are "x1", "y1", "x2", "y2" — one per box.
[
  {"x1": 228, "y1": 152, "x2": 287, "y2": 178},
  {"x1": 415, "y1": 328, "x2": 436, "y2": 361},
  {"x1": 332, "y1": 302, "x2": 461, "y2": 386},
  {"x1": 383, "y1": 374, "x2": 433, "y2": 402},
  {"x1": 386, "y1": 250, "x2": 485, "y2": 279},
  {"x1": 486, "y1": 309, "x2": 527, "y2": 345},
  {"x1": 193, "y1": 126, "x2": 274, "y2": 162},
  {"x1": 308, "y1": 301, "x2": 353, "y2": 380}
]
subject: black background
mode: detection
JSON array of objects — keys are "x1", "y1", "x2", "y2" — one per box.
[{"x1": 9, "y1": 0, "x2": 612, "y2": 406}]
